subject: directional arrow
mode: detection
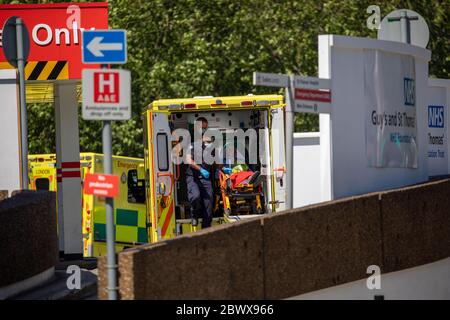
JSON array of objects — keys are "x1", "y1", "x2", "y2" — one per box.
[
  {"x1": 86, "y1": 36, "x2": 124, "y2": 57},
  {"x1": 82, "y1": 30, "x2": 127, "y2": 64}
]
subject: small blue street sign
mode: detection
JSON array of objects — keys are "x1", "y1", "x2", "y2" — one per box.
[{"x1": 82, "y1": 30, "x2": 127, "y2": 64}]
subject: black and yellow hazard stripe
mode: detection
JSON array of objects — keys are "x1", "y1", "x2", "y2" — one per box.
[{"x1": 0, "y1": 61, "x2": 68, "y2": 80}]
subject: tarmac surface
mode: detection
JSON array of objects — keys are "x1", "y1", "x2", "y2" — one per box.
[{"x1": 11, "y1": 259, "x2": 98, "y2": 300}]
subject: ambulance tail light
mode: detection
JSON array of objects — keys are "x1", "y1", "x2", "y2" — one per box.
[
  {"x1": 240, "y1": 100, "x2": 253, "y2": 107},
  {"x1": 184, "y1": 103, "x2": 196, "y2": 109}
]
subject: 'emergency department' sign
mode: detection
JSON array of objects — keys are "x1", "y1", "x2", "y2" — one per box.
[{"x1": 82, "y1": 68, "x2": 131, "y2": 120}]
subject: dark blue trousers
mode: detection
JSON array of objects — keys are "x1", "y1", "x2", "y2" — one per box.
[{"x1": 186, "y1": 175, "x2": 213, "y2": 228}]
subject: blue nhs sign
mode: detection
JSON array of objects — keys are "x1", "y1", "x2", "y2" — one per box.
[
  {"x1": 428, "y1": 106, "x2": 444, "y2": 128},
  {"x1": 404, "y1": 78, "x2": 415, "y2": 106}
]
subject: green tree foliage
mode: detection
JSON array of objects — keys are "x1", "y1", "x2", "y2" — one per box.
[{"x1": 10, "y1": 0, "x2": 449, "y2": 157}]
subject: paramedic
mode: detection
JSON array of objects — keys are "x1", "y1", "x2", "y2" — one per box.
[{"x1": 185, "y1": 117, "x2": 225, "y2": 228}]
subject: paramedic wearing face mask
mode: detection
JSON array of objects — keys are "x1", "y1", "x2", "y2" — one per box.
[{"x1": 185, "y1": 117, "x2": 224, "y2": 228}]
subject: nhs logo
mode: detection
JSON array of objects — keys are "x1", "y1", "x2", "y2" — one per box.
[
  {"x1": 428, "y1": 106, "x2": 444, "y2": 128},
  {"x1": 404, "y1": 78, "x2": 415, "y2": 106}
]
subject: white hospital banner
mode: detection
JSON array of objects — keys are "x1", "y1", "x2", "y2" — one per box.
[{"x1": 365, "y1": 50, "x2": 418, "y2": 168}]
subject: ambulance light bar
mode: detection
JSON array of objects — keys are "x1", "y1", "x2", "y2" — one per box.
[
  {"x1": 211, "y1": 99, "x2": 226, "y2": 108},
  {"x1": 255, "y1": 100, "x2": 280, "y2": 106},
  {"x1": 158, "y1": 104, "x2": 182, "y2": 110},
  {"x1": 256, "y1": 100, "x2": 269, "y2": 106}
]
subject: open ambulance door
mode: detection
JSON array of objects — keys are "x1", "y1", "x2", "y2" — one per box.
[
  {"x1": 270, "y1": 107, "x2": 287, "y2": 212},
  {"x1": 145, "y1": 111, "x2": 176, "y2": 243}
]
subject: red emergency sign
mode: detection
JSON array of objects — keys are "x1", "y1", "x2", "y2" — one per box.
[
  {"x1": 0, "y1": 2, "x2": 108, "y2": 79},
  {"x1": 84, "y1": 173, "x2": 119, "y2": 198},
  {"x1": 295, "y1": 88, "x2": 332, "y2": 103},
  {"x1": 94, "y1": 71, "x2": 119, "y2": 103}
]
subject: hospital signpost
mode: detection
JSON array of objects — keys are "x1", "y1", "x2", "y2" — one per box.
[
  {"x1": 81, "y1": 29, "x2": 129, "y2": 301},
  {"x1": 293, "y1": 76, "x2": 331, "y2": 114}
]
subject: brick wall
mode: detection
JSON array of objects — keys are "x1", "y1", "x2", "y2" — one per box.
[{"x1": 98, "y1": 179, "x2": 450, "y2": 299}]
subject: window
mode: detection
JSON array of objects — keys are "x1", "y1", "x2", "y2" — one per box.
[
  {"x1": 127, "y1": 169, "x2": 145, "y2": 204},
  {"x1": 35, "y1": 178, "x2": 50, "y2": 191},
  {"x1": 157, "y1": 133, "x2": 169, "y2": 171}
]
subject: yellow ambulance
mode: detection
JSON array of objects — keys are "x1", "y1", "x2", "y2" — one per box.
[
  {"x1": 28, "y1": 153, "x2": 147, "y2": 257},
  {"x1": 143, "y1": 94, "x2": 287, "y2": 243}
]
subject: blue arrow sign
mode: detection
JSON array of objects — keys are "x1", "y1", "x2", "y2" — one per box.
[{"x1": 82, "y1": 30, "x2": 127, "y2": 64}]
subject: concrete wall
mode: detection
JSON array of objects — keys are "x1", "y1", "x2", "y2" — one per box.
[
  {"x1": 293, "y1": 132, "x2": 322, "y2": 207},
  {"x1": 98, "y1": 178, "x2": 450, "y2": 300},
  {"x1": 0, "y1": 191, "x2": 58, "y2": 289},
  {"x1": 0, "y1": 70, "x2": 21, "y2": 193}
]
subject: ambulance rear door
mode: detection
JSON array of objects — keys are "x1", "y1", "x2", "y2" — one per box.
[
  {"x1": 270, "y1": 107, "x2": 286, "y2": 212},
  {"x1": 30, "y1": 163, "x2": 57, "y2": 191},
  {"x1": 145, "y1": 111, "x2": 176, "y2": 242}
]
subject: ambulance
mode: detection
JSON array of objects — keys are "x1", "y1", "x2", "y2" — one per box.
[
  {"x1": 28, "y1": 153, "x2": 147, "y2": 257},
  {"x1": 143, "y1": 94, "x2": 287, "y2": 243}
]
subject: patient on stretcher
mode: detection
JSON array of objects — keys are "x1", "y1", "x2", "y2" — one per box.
[{"x1": 222, "y1": 143, "x2": 262, "y2": 189}]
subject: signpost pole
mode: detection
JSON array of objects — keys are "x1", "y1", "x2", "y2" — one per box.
[
  {"x1": 15, "y1": 17, "x2": 28, "y2": 189},
  {"x1": 103, "y1": 119, "x2": 117, "y2": 300},
  {"x1": 400, "y1": 11, "x2": 410, "y2": 44},
  {"x1": 101, "y1": 64, "x2": 117, "y2": 300},
  {"x1": 386, "y1": 10, "x2": 419, "y2": 45},
  {"x1": 285, "y1": 76, "x2": 295, "y2": 210}
]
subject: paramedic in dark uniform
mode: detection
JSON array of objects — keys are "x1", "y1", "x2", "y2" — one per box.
[{"x1": 185, "y1": 117, "x2": 214, "y2": 228}]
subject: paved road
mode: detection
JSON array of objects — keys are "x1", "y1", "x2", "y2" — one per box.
[{"x1": 12, "y1": 260, "x2": 98, "y2": 300}]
